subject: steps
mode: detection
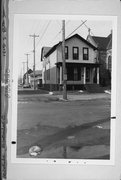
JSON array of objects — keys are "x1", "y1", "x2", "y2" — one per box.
[{"x1": 84, "y1": 84, "x2": 104, "y2": 93}]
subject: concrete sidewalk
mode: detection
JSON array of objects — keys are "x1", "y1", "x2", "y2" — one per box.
[
  {"x1": 56, "y1": 93, "x2": 111, "y2": 101},
  {"x1": 18, "y1": 92, "x2": 111, "y2": 102}
]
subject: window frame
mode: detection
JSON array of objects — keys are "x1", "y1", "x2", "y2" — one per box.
[
  {"x1": 83, "y1": 47, "x2": 89, "y2": 60},
  {"x1": 72, "y1": 46, "x2": 79, "y2": 60}
]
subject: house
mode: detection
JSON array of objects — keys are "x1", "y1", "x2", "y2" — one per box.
[
  {"x1": 41, "y1": 33, "x2": 100, "y2": 91},
  {"x1": 41, "y1": 46, "x2": 51, "y2": 85},
  {"x1": 87, "y1": 31, "x2": 112, "y2": 86},
  {"x1": 23, "y1": 69, "x2": 33, "y2": 85},
  {"x1": 29, "y1": 70, "x2": 42, "y2": 89}
]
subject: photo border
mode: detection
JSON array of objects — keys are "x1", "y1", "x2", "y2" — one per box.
[{"x1": 10, "y1": 14, "x2": 117, "y2": 165}]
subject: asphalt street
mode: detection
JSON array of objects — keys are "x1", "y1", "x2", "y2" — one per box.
[{"x1": 17, "y1": 92, "x2": 111, "y2": 159}]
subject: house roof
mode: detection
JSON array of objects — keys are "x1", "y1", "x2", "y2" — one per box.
[
  {"x1": 44, "y1": 34, "x2": 97, "y2": 58},
  {"x1": 92, "y1": 33, "x2": 112, "y2": 51},
  {"x1": 107, "y1": 34, "x2": 112, "y2": 50},
  {"x1": 41, "y1": 46, "x2": 51, "y2": 61},
  {"x1": 24, "y1": 69, "x2": 33, "y2": 76},
  {"x1": 107, "y1": 39, "x2": 112, "y2": 50},
  {"x1": 30, "y1": 70, "x2": 42, "y2": 77}
]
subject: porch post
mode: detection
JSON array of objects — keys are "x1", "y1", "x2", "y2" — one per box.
[
  {"x1": 97, "y1": 67, "x2": 99, "y2": 84},
  {"x1": 60, "y1": 66, "x2": 62, "y2": 84},
  {"x1": 92, "y1": 67, "x2": 95, "y2": 83},
  {"x1": 84, "y1": 67, "x2": 86, "y2": 84}
]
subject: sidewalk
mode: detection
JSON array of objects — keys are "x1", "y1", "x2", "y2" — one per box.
[
  {"x1": 18, "y1": 92, "x2": 111, "y2": 102},
  {"x1": 56, "y1": 93, "x2": 111, "y2": 101}
]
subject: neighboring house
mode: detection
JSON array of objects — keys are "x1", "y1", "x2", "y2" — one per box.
[
  {"x1": 87, "y1": 31, "x2": 112, "y2": 86},
  {"x1": 41, "y1": 33, "x2": 100, "y2": 91},
  {"x1": 23, "y1": 69, "x2": 33, "y2": 85},
  {"x1": 41, "y1": 46, "x2": 51, "y2": 85},
  {"x1": 29, "y1": 70, "x2": 42, "y2": 89}
]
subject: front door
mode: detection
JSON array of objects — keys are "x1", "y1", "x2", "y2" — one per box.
[{"x1": 86, "y1": 67, "x2": 90, "y2": 83}]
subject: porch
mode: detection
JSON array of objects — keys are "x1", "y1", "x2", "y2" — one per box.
[{"x1": 56, "y1": 62, "x2": 100, "y2": 87}]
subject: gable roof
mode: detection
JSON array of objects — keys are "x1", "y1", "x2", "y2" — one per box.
[
  {"x1": 30, "y1": 70, "x2": 42, "y2": 77},
  {"x1": 106, "y1": 34, "x2": 112, "y2": 50},
  {"x1": 44, "y1": 34, "x2": 97, "y2": 58},
  {"x1": 41, "y1": 46, "x2": 51, "y2": 61},
  {"x1": 24, "y1": 69, "x2": 33, "y2": 76},
  {"x1": 92, "y1": 33, "x2": 112, "y2": 51}
]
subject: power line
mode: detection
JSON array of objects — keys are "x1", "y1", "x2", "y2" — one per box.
[
  {"x1": 36, "y1": 21, "x2": 51, "y2": 48},
  {"x1": 81, "y1": 20, "x2": 95, "y2": 36},
  {"x1": 66, "y1": 20, "x2": 87, "y2": 39},
  {"x1": 51, "y1": 20, "x2": 70, "y2": 43}
]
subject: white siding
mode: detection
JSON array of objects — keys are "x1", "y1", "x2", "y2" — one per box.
[
  {"x1": 57, "y1": 37, "x2": 97, "y2": 63},
  {"x1": 45, "y1": 50, "x2": 57, "y2": 84}
]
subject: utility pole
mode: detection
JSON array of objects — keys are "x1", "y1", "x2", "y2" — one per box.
[
  {"x1": 25, "y1": 53, "x2": 30, "y2": 84},
  {"x1": 22, "y1": 62, "x2": 26, "y2": 85},
  {"x1": 62, "y1": 20, "x2": 67, "y2": 100},
  {"x1": 29, "y1": 34, "x2": 39, "y2": 90}
]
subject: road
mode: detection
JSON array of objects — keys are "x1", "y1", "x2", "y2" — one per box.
[{"x1": 17, "y1": 93, "x2": 111, "y2": 159}]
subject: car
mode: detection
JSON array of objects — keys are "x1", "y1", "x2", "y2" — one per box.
[{"x1": 23, "y1": 84, "x2": 31, "y2": 88}]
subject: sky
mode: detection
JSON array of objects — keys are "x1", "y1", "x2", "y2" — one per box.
[{"x1": 13, "y1": 15, "x2": 112, "y2": 78}]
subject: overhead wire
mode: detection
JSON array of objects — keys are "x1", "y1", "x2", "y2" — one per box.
[
  {"x1": 81, "y1": 20, "x2": 95, "y2": 36},
  {"x1": 36, "y1": 20, "x2": 51, "y2": 49},
  {"x1": 66, "y1": 20, "x2": 87, "y2": 39},
  {"x1": 51, "y1": 20, "x2": 70, "y2": 44}
]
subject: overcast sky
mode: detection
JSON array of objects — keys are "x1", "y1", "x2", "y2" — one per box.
[{"x1": 13, "y1": 15, "x2": 112, "y2": 78}]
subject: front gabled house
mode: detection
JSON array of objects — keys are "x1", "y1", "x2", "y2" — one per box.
[{"x1": 41, "y1": 33, "x2": 100, "y2": 91}]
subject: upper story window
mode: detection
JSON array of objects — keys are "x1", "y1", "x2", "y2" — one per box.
[
  {"x1": 73, "y1": 47, "x2": 79, "y2": 60},
  {"x1": 83, "y1": 47, "x2": 89, "y2": 60},
  {"x1": 65, "y1": 46, "x2": 68, "y2": 59}
]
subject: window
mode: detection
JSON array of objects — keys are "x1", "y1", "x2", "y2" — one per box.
[
  {"x1": 65, "y1": 46, "x2": 68, "y2": 59},
  {"x1": 73, "y1": 47, "x2": 79, "y2": 60},
  {"x1": 83, "y1": 47, "x2": 89, "y2": 60}
]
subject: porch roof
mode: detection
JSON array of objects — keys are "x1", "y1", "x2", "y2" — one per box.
[{"x1": 55, "y1": 62, "x2": 100, "y2": 68}]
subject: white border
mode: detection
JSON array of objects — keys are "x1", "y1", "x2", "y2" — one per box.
[{"x1": 11, "y1": 14, "x2": 117, "y2": 165}]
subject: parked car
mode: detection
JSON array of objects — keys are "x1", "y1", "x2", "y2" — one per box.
[{"x1": 23, "y1": 84, "x2": 31, "y2": 88}]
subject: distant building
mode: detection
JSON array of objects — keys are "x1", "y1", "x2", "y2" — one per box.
[
  {"x1": 23, "y1": 69, "x2": 33, "y2": 85},
  {"x1": 87, "y1": 31, "x2": 112, "y2": 86},
  {"x1": 41, "y1": 34, "x2": 100, "y2": 91},
  {"x1": 29, "y1": 70, "x2": 42, "y2": 89},
  {"x1": 41, "y1": 46, "x2": 51, "y2": 85}
]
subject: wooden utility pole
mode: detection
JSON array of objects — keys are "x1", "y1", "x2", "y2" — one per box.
[
  {"x1": 62, "y1": 20, "x2": 67, "y2": 100},
  {"x1": 22, "y1": 62, "x2": 26, "y2": 84},
  {"x1": 29, "y1": 34, "x2": 39, "y2": 90},
  {"x1": 25, "y1": 53, "x2": 30, "y2": 84}
]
